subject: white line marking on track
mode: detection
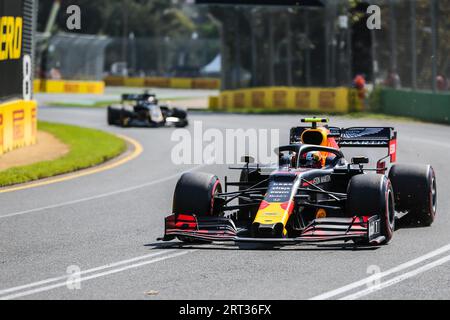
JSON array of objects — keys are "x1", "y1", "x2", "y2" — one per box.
[
  {"x1": 310, "y1": 243, "x2": 450, "y2": 300},
  {"x1": 340, "y1": 254, "x2": 450, "y2": 300},
  {"x1": 0, "y1": 251, "x2": 169, "y2": 296},
  {"x1": 0, "y1": 249, "x2": 195, "y2": 300},
  {"x1": 0, "y1": 164, "x2": 206, "y2": 219}
]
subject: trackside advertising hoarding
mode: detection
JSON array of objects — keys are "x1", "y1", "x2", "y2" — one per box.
[
  {"x1": 0, "y1": 0, "x2": 34, "y2": 102},
  {"x1": 0, "y1": 0, "x2": 36, "y2": 154}
]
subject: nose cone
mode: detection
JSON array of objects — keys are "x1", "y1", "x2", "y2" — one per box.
[{"x1": 251, "y1": 222, "x2": 284, "y2": 238}]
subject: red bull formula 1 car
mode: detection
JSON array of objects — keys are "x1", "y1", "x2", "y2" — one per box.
[
  {"x1": 107, "y1": 93, "x2": 188, "y2": 128},
  {"x1": 158, "y1": 118, "x2": 437, "y2": 246}
]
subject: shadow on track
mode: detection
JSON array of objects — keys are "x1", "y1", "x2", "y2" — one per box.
[{"x1": 144, "y1": 241, "x2": 380, "y2": 252}]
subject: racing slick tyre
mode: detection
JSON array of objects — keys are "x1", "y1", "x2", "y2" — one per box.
[
  {"x1": 107, "y1": 106, "x2": 122, "y2": 125},
  {"x1": 347, "y1": 174, "x2": 395, "y2": 245},
  {"x1": 107, "y1": 107, "x2": 113, "y2": 125},
  {"x1": 171, "y1": 108, "x2": 187, "y2": 120},
  {"x1": 173, "y1": 172, "x2": 222, "y2": 243},
  {"x1": 173, "y1": 172, "x2": 222, "y2": 216},
  {"x1": 171, "y1": 108, "x2": 188, "y2": 128},
  {"x1": 389, "y1": 164, "x2": 437, "y2": 227},
  {"x1": 175, "y1": 119, "x2": 188, "y2": 128},
  {"x1": 161, "y1": 107, "x2": 188, "y2": 127},
  {"x1": 119, "y1": 109, "x2": 134, "y2": 127}
]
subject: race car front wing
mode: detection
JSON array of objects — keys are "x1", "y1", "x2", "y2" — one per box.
[{"x1": 158, "y1": 214, "x2": 384, "y2": 245}]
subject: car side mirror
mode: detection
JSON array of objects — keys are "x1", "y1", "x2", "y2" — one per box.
[{"x1": 351, "y1": 156, "x2": 369, "y2": 165}]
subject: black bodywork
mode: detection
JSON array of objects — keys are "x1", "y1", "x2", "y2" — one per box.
[
  {"x1": 107, "y1": 94, "x2": 188, "y2": 128},
  {"x1": 159, "y1": 121, "x2": 436, "y2": 246}
]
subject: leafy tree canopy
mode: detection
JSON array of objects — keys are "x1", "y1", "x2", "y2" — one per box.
[{"x1": 37, "y1": 0, "x2": 217, "y2": 38}]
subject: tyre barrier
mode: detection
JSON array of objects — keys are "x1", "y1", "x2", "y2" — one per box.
[
  {"x1": 208, "y1": 87, "x2": 364, "y2": 113},
  {"x1": 34, "y1": 80, "x2": 105, "y2": 94},
  {"x1": 103, "y1": 76, "x2": 221, "y2": 90}
]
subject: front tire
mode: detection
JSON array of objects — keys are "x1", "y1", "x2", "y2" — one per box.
[
  {"x1": 173, "y1": 172, "x2": 222, "y2": 217},
  {"x1": 107, "y1": 107, "x2": 113, "y2": 125},
  {"x1": 172, "y1": 172, "x2": 222, "y2": 243},
  {"x1": 347, "y1": 174, "x2": 395, "y2": 245},
  {"x1": 107, "y1": 106, "x2": 123, "y2": 125}
]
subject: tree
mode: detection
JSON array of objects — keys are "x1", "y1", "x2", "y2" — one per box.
[{"x1": 37, "y1": 0, "x2": 197, "y2": 38}]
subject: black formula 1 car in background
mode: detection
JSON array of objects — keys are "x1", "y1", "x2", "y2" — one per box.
[
  {"x1": 107, "y1": 93, "x2": 188, "y2": 128},
  {"x1": 159, "y1": 118, "x2": 437, "y2": 246}
]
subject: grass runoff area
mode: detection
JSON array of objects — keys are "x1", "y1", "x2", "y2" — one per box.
[
  {"x1": 0, "y1": 121, "x2": 126, "y2": 187},
  {"x1": 47, "y1": 96, "x2": 198, "y2": 108},
  {"x1": 202, "y1": 108, "x2": 417, "y2": 122}
]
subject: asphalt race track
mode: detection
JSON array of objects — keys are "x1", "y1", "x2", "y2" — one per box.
[{"x1": 1, "y1": 106, "x2": 450, "y2": 300}]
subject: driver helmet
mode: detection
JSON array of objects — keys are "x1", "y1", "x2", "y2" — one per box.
[
  {"x1": 279, "y1": 151, "x2": 298, "y2": 168},
  {"x1": 302, "y1": 151, "x2": 324, "y2": 168},
  {"x1": 147, "y1": 96, "x2": 158, "y2": 104}
]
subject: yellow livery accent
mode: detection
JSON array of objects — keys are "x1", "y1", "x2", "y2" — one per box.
[
  {"x1": 300, "y1": 128, "x2": 328, "y2": 146},
  {"x1": 0, "y1": 16, "x2": 22, "y2": 61},
  {"x1": 253, "y1": 201, "x2": 294, "y2": 236},
  {"x1": 0, "y1": 99, "x2": 37, "y2": 155}
]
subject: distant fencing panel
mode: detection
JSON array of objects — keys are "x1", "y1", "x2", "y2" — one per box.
[
  {"x1": 104, "y1": 37, "x2": 220, "y2": 78},
  {"x1": 374, "y1": 0, "x2": 449, "y2": 92},
  {"x1": 35, "y1": 34, "x2": 221, "y2": 81},
  {"x1": 380, "y1": 88, "x2": 450, "y2": 124},
  {"x1": 35, "y1": 32, "x2": 111, "y2": 81}
]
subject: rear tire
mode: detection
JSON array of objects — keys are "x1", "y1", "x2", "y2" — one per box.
[
  {"x1": 171, "y1": 108, "x2": 187, "y2": 120},
  {"x1": 389, "y1": 164, "x2": 437, "y2": 226},
  {"x1": 175, "y1": 119, "x2": 188, "y2": 128},
  {"x1": 119, "y1": 108, "x2": 133, "y2": 127},
  {"x1": 347, "y1": 174, "x2": 395, "y2": 245}
]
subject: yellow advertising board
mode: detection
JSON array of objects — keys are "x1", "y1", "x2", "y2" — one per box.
[
  {"x1": 0, "y1": 99, "x2": 37, "y2": 155},
  {"x1": 34, "y1": 80, "x2": 105, "y2": 94},
  {"x1": 211, "y1": 87, "x2": 363, "y2": 113},
  {"x1": 104, "y1": 76, "x2": 221, "y2": 90}
]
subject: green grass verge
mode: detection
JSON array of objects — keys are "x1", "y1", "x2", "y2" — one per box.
[
  {"x1": 202, "y1": 107, "x2": 418, "y2": 122},
  {"x1": 0, "y1": 121, "x2": 126, "y2": 187},
  {"x1": 341, "y1": 112, "x2": 419, "y2": 122},
  {"x1": 206, "y1": 107, "x2": 325, "y2": 114},
  {"x1": 48, "y1": 100, "x2": 120, "y2": 108},
  {"x1": 48, "y1": 96, "x2": 200, "y2": 108}
]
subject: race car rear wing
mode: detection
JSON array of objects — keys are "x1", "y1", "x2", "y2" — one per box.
[
  {"x1": 337, "y1": 127, "x2": 397, "y2": 163},
  {"x1": 290, "y1": 126, "x2": 397, "y2": 163},
  {"x1": 121, "y1": 93, "x2": 156, "y2": 101},
  {"x1": 334, "y1": 127, "x2": 395, "y2": 147}
]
